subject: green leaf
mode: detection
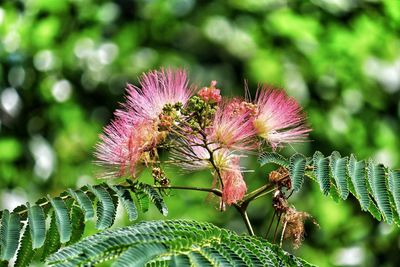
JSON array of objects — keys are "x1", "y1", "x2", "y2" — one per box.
[
  {"x1": 41, "y1": 212, "x2": 61, "y2": 261},
  {"x1": 258, "y1": 152, "x2": 289, "y2": 168},
  {"x1": 0, "y1": 210, "x2": 21, "y2": 261},
  {"x1": 135, "y1": 189, "x2": 150, "y2": 213},
  {"x1": 114, "y1": 243, "x2": 168, "y2": 267},
  {"x1": 188, "y1": 252, "x2": 212, "y2": 265},
  {"x1": 88, "y1": 185, "x2": 118, "y2": 230},
  {"x1": 170, "y1": 255, "x2": 191, "y2": 266},
  {"x1": 49, "y1": 197, "x2": 72, "y2": 243},
  {"x1": 46, "y1": 220, "x2": 314, "y2": 267},
  {"x1": 111, "y1": 185, "x2": 138, "y2": 221},
  {"x1": 15, "y1": 225, "x2": 36, "y2": 267},
  {"x1": 68, "y1": 189, "x2": 94, "y2": 221},
  {"x1": 289, "y1": 153, "x2": 306, "y2": 191},
  {"x1": 27, "y1": 204, "x2": 46, "y2": 249},
  {"x1": 389, "y1": 170, "x2": 400, "y2": 215},
  {"x1": 368, "y1": 163, "x2": 393, "y2": 223},
  {"x1": 313, "y1": 151, "x2": 330, "y2": 195},
  {"x1": 349, "y1": 158, "x2": 369, "y2": 210},
  {"x1": 135, "y1": 182, "x2": 168, "y2": 216},
  {"x1": 67, "y1": 205, "x2": 85, "y2": 245},
  {"x1": 367, "y1": 198, "x2": 382, "y2": 221},
  {"x1": 284, "y1": 150, "x2": 399, "y2": 225},
  {"x1": 330, "y1": 154, "x2": 349, "y2": 200}
]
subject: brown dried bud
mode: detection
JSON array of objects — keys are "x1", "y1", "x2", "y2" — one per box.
[
  {"x1": 272, "y1": 190, "x2": 289, "y2": 213},
  {"x1": 268, "y1": 167, "x2": 291, "y2": 190},
  {"x1": 282, "y1": 207, "x2": 319, "y2": 249}
]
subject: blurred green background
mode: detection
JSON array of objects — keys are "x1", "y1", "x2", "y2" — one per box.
[{"x1": 1, "y1": 0, "x2": 400, "y2": 266}]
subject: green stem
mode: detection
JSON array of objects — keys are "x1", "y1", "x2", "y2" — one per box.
[
  {"x1": 251, "y1": 188, "x2": 276, "y2": 202},
  {"x1": 242, "y1": 183, "x2": 275, "y2": 208},
  {"x1": 234, "y1": 204, "x2": 255, "y2": 236}
]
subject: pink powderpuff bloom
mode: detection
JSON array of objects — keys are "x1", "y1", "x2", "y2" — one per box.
[
  {"x1": 171, "y1": 137, "x2": 247, "y2": 205},
  {"x1": 170, "y1": 135, "x2": 231, "y2": 171},
  {"x1": 119, "y1": 68, "x2": 194, "y2": 122},
  {"x1": 95, "y1": 117, "x2": 160, "y2": 178},
  {"x1": 221, "y1": 156, "x2": 247, "y2": 205},
  {"x1": 253, "y1": 87, "x2": 310, "y2": 149},
  {"x1": 209, "y1": 99, "x2": 258, "y2": 151},
  {"x1": 170, "y1": 133, "x2": 246, "y2": 173}
]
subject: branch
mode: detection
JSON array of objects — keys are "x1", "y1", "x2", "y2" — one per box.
[
  {"x1": 153, "y1": 185, "x2": 222, "y2": 196},
  {"x1": 242, "y1": 183, "x2": 275, "y2": 208}
]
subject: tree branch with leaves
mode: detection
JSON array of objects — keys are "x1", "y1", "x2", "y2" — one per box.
[{"x1": 1, "y1": 68, "x2": 399, "y2": 266}]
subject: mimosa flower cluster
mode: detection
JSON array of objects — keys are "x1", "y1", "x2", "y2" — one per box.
[{"x1": 95, "y1": 68, "x2": 310, "y2": 206}]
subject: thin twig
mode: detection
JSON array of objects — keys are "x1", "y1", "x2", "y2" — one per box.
[
  {"x1": 280, "y1": 221, "x2": 287, "y2": 247},
  {"x1": 153, "y1": 185, "x2": 222, "y2": 196},
  {"x1": 273, "y1": 213, "x2": 282, "y2": 244},
  {"x1": 265, "y1": 210, "x2": 276, "y2": 238},
  {"x1": 234, "y1": 204, "x2": 255, "y2": 236}
]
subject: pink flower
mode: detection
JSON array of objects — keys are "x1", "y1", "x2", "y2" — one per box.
[
  {"x1": 253, "y1": 87, "x2": 310, "y2": 149},
  {"x1": 119, "y1": 68, "x2": 194, "y2": 121},
  {"x1": 95, "y1": 68, "x2": 194, "y2": 178},
  {"x1": 198, "y1": 80, "x2": 221, "y2": 103},
  {"x1": 170, "y1": 135, "x2": 230, "y2": 171},
  {"x1": 209, "y1": 99, "x2": 258, "y2": 151},
  {"x1": 221, "y1": 156, "x2": 247, "y2": 205},
  {"x1": 171, "y1": 138, "x2": 247, "y2": 205},
  {"x1": 95, "y1": 118, "x2": 160, "y2": 178}
]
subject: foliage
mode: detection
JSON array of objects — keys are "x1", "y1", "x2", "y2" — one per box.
[
  {"x1": 47, "y1": 219, "x2": 314, "y2": 267},
  {"x1": 0, "y1": 182, "x2": 167, "y2": 266},
  {"x1": 260, "y1": 151, "x2": 400, "y2": 225},
  {"x1": 0, "y1": 149, "x2": 398, "y2": 266},
  {"x1": 1, "y1": 0, "x2": 400, "y2": 266}
]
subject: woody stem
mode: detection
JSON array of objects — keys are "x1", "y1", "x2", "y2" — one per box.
[{"x1": 153, "y1": 185, "x2": 222, "y2": 196}]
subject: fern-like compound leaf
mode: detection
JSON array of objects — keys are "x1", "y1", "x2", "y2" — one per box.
[
  {"x1": 0, "y1": 181, "x2": 167, "y2": 264},
  {"x1": 331, "y1": 154, "x2": 349, "y2": 200},
  {"x1": 114, "y1": 243, "x2": 168, "y2": 267},
  {"x1": 313, "y1": 151, "x2": 330, "y2": 195},
  {"x1": 41, "y1": 212, "x2": 61, "y2": 261},
  {"x1": 368, "y1": 163, "x2": 393, "y2": 223},
  {"x1": 68, "y1": 189, "x2": 94, "y2": 221},
  {"x1": 350, "y1": 159, "x2": 369, "y2": 210},
  {"x1": 111, "y1": 185, "x2": 138, "y2": 221},
  {"x1": 14, "y1": 225, "x2": 36, "y2": 267},
  {"x1": 258, "y1": 152, "x2": 289, "y2": 168},
  {"x1": 134, "y1": 182, "x2": 168, "y2": 216},
  {"x1": 0, "y1": 210, "x2": 21, "y2": 261},
  {"x1": 49, "y1": 197, "x2": 72, "y2": 243},
  {"x1": 367, "y1": 198, "x2": 382, "y2": 221},
  {"x1": 170, "y1": 254, "x2": 191, "y2": 266},
  {"x1": 135, "y1": 188, "x2": 150, "y2": 213},
  {"x1": 27, "y1": 204, "x2": 46, "y2": 249},
  {"x1": 67, "y1": 205, "x2": 85, "y2": 245},
  {"x1": 289, "y1": 154, "x2": 306, "y2": 191},
  {"x1": 389, "y1": 170, "x2": 400, "y2": 215},
  {"x1": 88, "y1": 185, "x2": 118, "y2": 230},
  {"x1": 261, "y1": 151, "x2": 400, "y2": 225},
  {"x1": 46, "y1": 220, "x2": 314, "y2": 267}
]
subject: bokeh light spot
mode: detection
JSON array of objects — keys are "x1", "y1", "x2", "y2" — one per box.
[
  {"x1": 29, "y1": 136, "x2": 56, "y2": 180},
  {"x1": 34, "y1": 50, "x2": 56, "y2": 71},
  {"x1": 51, "y1": 80, "x2": 72, "y2": 102},
  {"x1": 1, "y1": 88, "x2": 21, "y2": 117}
]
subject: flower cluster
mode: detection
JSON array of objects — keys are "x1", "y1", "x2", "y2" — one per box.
[{"x1": 95, "y1": 68, "x2": 310, "y2": 206}]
